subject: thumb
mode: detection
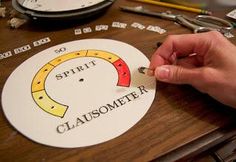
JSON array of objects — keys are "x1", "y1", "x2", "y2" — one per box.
[{"x1": 154, "y1": 65, "x2": 200, "y2": 84}]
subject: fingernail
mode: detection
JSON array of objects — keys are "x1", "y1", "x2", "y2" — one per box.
[{"x1": 155, "y1": 66, "x2": 170, "y2": 80}]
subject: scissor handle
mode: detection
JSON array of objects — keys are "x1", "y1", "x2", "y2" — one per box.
[
  {"x1": 176, "y1": 15, "x2": 233, "y2": 34},
  {"x1": 176, "y1": 15, "x2": 211, "y2": 33},
  {"x1": 195, "y1": 15, "x2": 233, "y2": 32}
]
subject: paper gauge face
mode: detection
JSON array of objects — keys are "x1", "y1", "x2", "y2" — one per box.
[
  {"x1": 2, "y1": 39, "x2": 156, "y2": 148},
  {"x1": 18, "y1": 0, "x2": 106, "y2": 12}
]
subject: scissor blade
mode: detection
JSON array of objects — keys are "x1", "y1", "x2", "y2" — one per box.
[{"x1": 120, "y1": 6, "x2": 176, "y2": 21}]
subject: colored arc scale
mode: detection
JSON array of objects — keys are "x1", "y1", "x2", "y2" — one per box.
[{"x1": 31, "y1": 50, "x2": 131, "y2": 118}]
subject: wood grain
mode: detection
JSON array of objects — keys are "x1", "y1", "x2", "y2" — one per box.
[{"x1": 1, "y1": 0, "x2": 236, "y2": 161}]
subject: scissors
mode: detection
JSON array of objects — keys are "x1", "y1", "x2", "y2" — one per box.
[{"x1": 120, "y1": 6, "x2": 233, "y2": 34}]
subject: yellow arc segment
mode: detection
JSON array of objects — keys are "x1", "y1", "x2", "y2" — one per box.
[
  {"x1": 32, "y1": 90, "x2": 68, "y2": 118},
  {"x1": 31, "y1": 50, "x2": 88, "y2": 118},
  {"x1": 32, "y1": 64, "x2": 54, "y2": 92},
  {"x1": 49, "y1": 50, "x2": 87, "y2": 66},
  {"x1": 86, "y1": 50, "x2": 119, "y2": 63}
]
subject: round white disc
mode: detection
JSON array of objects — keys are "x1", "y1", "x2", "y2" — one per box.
[
  {"x1": 19, "y1": 0, "x2": 106, "y2": 12},
  {"x1": 2, "y1": 39, "x2": 156, "y2": 148}
]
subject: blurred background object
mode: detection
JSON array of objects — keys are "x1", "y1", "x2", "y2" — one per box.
[
  {"x1": 216, "y1": 0, "x2": 236, "y2": 7},
  {"x1": 160, "y1": 0, "x2": 206, "y2": 8},
  {"x1": 160, "y1": 0, "x2": 236, "y2": 10}
]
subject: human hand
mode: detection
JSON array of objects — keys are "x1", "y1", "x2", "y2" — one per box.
[{"x1": 149, "y1": 31, "x2": 236, "y2": 108}]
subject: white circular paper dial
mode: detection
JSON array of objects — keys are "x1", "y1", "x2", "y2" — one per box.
[
  {"x1": 20, "y1": 0, "x2": 106, "y2": 12},
  {"x1": 2, "y1": 39, "x2": 156, "y2": 148}
]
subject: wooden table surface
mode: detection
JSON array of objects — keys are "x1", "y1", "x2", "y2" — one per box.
[{"x1": 1, "y1": 0, "x2": 236, "y2": 161}]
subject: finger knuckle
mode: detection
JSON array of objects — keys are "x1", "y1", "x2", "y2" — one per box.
[{"x1": 172, "y1": 67, "x2": 184, "y2": 83}]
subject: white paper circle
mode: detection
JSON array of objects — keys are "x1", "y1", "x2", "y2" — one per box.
[
  {"x1": 20, "y1": 0, "x2": 105, "y2": 12},
  {"x1": 2, "y1": 39, "x2": 156, "y2": 148}
]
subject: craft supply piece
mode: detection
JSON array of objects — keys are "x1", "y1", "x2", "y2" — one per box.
[
  {"x1": 227, "y1": 9, "x2": 236, "y2": 21},
  {"x1": 112, "y1": 22, "x2": 127, "y2": 28},
  {"x1": 129, "y1": 0, "x2": 212, "y2": 15},
  {"x1": 0, "y1": 7, "x2": 6, "y2": 17},
  {"x1": 138, "y1": 67, "x2": 154, "y2": 76},
  {"x1": 74, "y1": 29, "x2": 82, "y2": 35},
  {"x1": 0, "y1": 51, "x2": 12, "y2": 60},
  {"x1": 8, "y1": 17, "x2": 27, "y2": 28},
  {"x1": 131, "y1": 22, "x2": 146, "y2": 30},
  {"x1": 146, "y1": 25, "x2": 166, "y2": 34},
  {"x1": 95, "y1": 25, "x2": 109, "y2": 31},
  {"x1": 82, "y1": 27, "x2": 92, "y2": 33},
  {"x1": 2, "y1": 39, "x2": 156, "y2": 148}
]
